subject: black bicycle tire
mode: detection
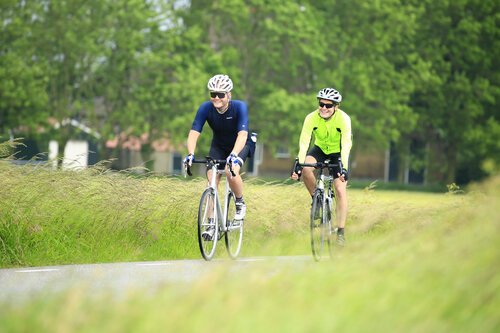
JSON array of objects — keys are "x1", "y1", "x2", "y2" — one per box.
[
  {"x1": 224, "y1": 192, "x2": 243, "y2": 259},
  {"x1": 310, "y1": 190, "x2": 324, "y2": 261},
  {"x1": 197, "y1": 188, "x2": 218, "y2": 261}
]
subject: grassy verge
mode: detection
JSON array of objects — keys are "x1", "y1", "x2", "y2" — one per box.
[
  {"x1": 1, "y1": 161, "x2": 498, "y2": 332},
  {"x1": 0, "y1": 160, "x2": 315, "y2": 266},
  {"x1": 0, "y1": 161, "x2": 467, "y2": 267}
]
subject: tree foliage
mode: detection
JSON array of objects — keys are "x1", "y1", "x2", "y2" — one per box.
[
  {"x1": 0, "y1": 0, "x2": 498, "y2": 183},
  {"x1": 0, "y1": 1, "x2": 49, "y2": 133}
]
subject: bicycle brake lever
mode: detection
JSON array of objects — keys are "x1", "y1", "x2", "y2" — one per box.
[
  {"x1": 229, "y1": 162, "x2": 236, "y2": 178},
  {"x1": 185, "y1": 164, "x2": 193, "y2": 177}
]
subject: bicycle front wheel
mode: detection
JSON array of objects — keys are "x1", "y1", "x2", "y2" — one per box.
[
  {"x1": 224, "y1": 192, "x2": 243, "y2": 259},
  {"x1": 326, "y1": 196, "x2": 334, "y2": 258},
  {"x1": 198, "y1": 188, "x2": 218, "y2": 261},
  {"x1": 310, "y1": 190, "x2": 325, "y2": 261}
]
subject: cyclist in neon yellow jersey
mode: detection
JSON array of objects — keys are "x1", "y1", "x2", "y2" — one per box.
[{"x1": 291, "y1": 87, "x2": 352, "y2": 245}]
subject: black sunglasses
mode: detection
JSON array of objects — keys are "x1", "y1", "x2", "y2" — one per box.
[
  {"x1": 319, "y1": 102, "x2": 336, "y2": 109},
  {"x1": 210, "y1": 92, "x2": 226, "y2": 99}
]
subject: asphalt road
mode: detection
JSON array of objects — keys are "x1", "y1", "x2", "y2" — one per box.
[{"x1": 0, "y1": 256, "x2": 312, "y2": 304}]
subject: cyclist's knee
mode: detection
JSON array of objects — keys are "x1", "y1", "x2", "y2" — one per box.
[
  {"x1": 335, "y1": 186, "x2": 347, "y2": 199},
  {"x1": 334, "y1": 177, "x2": 347, "y2": 187},
  {"x1": 302, "y1": 167, "x2": 314, "y2": 177}
]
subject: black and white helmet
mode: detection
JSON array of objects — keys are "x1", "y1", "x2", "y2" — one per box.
[
  {"x1": 207, "y1": 74, "x2": 233, "y2": 92},
  {"x1": 317, "y1": 87, "x2": 342, "y2": 103}
]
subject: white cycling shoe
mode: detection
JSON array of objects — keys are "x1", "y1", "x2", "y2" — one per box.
[{"x1": 234, "y1": 201, "x2": 246, "y2": 220}]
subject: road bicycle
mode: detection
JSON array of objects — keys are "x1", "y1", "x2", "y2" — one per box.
[
  {"x1": 293, "y1": 158, "x2": 341, "y2": 261},
  {"x1": 186, "y1": 157, "x2": 244, "y2": 261}
]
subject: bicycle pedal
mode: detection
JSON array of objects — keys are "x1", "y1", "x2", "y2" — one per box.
[{"x1": 202, "y1": 234, "x2": 213, "y2": 241}]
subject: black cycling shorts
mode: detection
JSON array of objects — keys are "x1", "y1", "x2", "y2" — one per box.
[
  {"x1": 209, "y1": 142, "x2": 250, "y2": 171},
  {"x1": 307, "y1": 145, "x2": 347, "y2": 180}
]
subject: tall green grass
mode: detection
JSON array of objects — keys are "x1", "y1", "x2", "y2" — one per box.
[
  {"x1": 0, "y1": 159, "x2": 315, "y2": 266},
  {"x1": 1, "y1": 160, "x2": 498, "y2": 332},
  {"x1": 0, "y1": 161, "x2": 200, "y2": 266}
]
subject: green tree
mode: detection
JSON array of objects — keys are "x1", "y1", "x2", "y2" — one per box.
[
  {"x1": 409, "y1": 0, "x2": 500, "y2": 183},
  {"x1": 184, "y1": 0, "x2": 327, "y2": 151},
  {"x1": 2, "y1": 0, "x2": 497, "y2": 183},
  {"x1": 184, "y1": 0, "x2": 426, "y2": 159},
  {"x1": 313, "y1": 0, "x2": 423, "y2": 149},
  {"x1": 4, "y1": 0, "x2": 123, "y2": 161},
  {"x1": 0, "y1": 1, "x2": 49, "y2": 137}
]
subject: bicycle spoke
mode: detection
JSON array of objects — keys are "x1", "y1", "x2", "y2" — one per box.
[
  {"x1": 198, "y1": 189, "x2": 218, "y2": 260},
  {"x1": 298, "y1": 161, "x2": 339, "y2": 261},
  {"x1": 310, "y1": 191, "x2": 324, "y2": 261}
]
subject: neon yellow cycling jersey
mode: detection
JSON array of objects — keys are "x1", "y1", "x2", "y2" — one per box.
[{"x1": 298, "y1": 109, "x2": 353, "y2": 169}]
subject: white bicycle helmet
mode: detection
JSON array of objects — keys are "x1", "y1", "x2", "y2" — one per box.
[
  {"x1": 207, "y1": 74, "x2": 233, "y2": 92},
  {"x1": 317, "y1": 87, "x2": 342, "y2": 103}
]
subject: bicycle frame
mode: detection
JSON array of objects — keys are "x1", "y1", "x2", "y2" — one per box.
[
  {"x1": 317, "y1": 171, "x2": 335, "y2": 215},
  {"x1": 293, "y1": 159, "x2": 339, "y2": 260},
  {"x1": 206, "y1": 163, "x2": 232, "y2": 234},
  {"x1": 186, "y1": 157, "x2": 244, "y2": 260},
  {"x1": 296, "y1": 159, "x2": 338, "y2": 205}
]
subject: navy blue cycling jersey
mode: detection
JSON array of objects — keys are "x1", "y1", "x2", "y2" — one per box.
[{"x1": 191, "y1": 100, "x2": 249, "y2": 149}]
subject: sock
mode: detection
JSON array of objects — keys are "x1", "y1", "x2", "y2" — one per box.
[
  {"x1": 337, "y1": 227, "x2": 345, "y2": 235},
  {"x1": 236, "y1": 196, "x2": 244, "y2": 203}
]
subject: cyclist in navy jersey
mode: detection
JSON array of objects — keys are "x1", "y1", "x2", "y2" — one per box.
[{"x1": 184, "y1": 74, "x2": 252, "y2": 221}]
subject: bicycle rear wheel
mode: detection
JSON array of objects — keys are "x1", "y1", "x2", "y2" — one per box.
[
  {"x1": 198, "y1": 188, "x2": 218, "y2": 260},
  {"x1": 224, "y1": 192, "x2": 243, "y2": 259},
  {"x1": 310, "y1": 190, "x2": 325, "y2": 261}
]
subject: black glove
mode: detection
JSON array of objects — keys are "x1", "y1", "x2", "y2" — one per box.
[
  {"x1": 292, "y1": 158, "x2": 303, "y2": 179},
  {"x1": 295, "y1": 166, "x2": 303, "y2": 178},
  {"x1": 339, "y1": 168, "x2": 348, "y2": 180}
]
